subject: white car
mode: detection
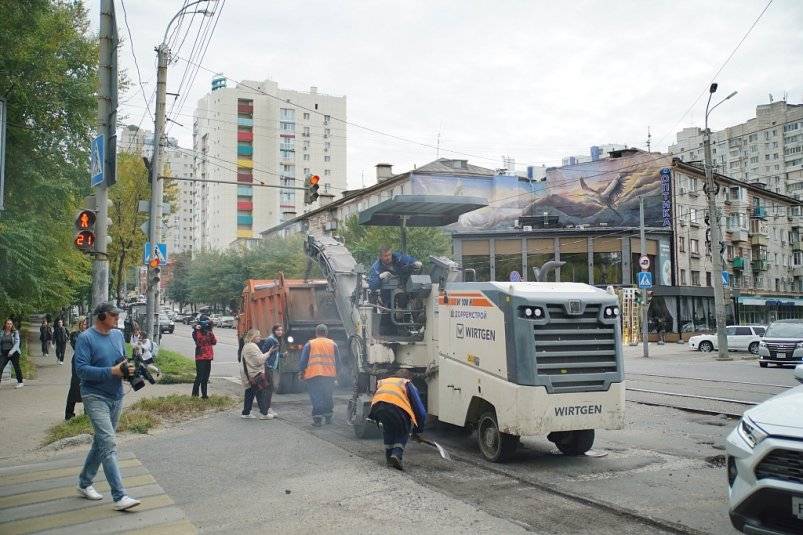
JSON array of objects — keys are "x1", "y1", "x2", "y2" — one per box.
[
  {"x1": 726, "y1": 365, "x2": 803, "y2": 534},
  {"x1": 688, "y1": 325, "x2": 766, "y2": 354}
]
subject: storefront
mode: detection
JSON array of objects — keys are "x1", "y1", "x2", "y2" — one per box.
[{"x1": 735, "y1": 295, "x2": 803, "y2": 325}]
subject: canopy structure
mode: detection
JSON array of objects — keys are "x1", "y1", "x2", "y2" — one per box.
[
  {"x1": 358, "y1": 195, "x2": 488, "y2": 252},
  {"x1": 358, "y1": 195, "x2": 487, "y2": 227}
]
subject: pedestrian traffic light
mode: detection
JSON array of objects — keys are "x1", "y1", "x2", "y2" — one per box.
[
  {"x1": 73, "y1": 209, "x2": 96, "y2": 253},
  {"x1": 634, "y1": 289, "x2": 642, "y2": 305},
  {"x1": 304, "y1": 174, "x2": 320, "y2": 205},
  {"x1": 149, "y1": 257, "x2": 161, "y2": 287}
]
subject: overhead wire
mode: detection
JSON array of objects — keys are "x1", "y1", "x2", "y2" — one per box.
[{"x1": 119, "y1": 0, "x2": 153, "y2": 123}]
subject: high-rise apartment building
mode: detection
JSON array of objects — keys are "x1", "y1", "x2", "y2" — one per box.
[
  {"x1": 669, "y1": 100, "x2": 803, "y2": 197},
  {"x1": 561, "y1": 143, "x2": 627, "y2": 166},
  {"x1": 117, "y1": 125, "x2": 196, "y2": 255},
  {"x1": 192, "y1": 77, "x2": 347, "y2": 250}
]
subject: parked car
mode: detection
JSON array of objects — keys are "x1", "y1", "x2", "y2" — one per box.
[
  {"x1": 219, "y1": 315, "x2": 235, "y2": 328},
  {"x1": 209, "y1": 314, "x2": 222, "y2": 327},
  {"x1": 688, "y1": 325, "x2": 766, "y2": 354},
  {"x1": 758, "y1": 319, "x2": 803, "y2": 368},
  {"x1": 183, "y1": 312, "x2": 199, "y2": 325},
  {"x1": 726, "y1": 365, "x2": 803, "y2": 534},
  {"x1": 158, "y1": 313, "x2": 175, "y2": 335}
]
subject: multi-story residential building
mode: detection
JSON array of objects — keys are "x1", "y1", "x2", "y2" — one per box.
[
  {"x1": 192, "y1": 77, "x2": 347, "y2": 250},
  {"x1": 117, "y1": 125, "x2": 196, "y2": 255},
  {"x1": 561, "y1": 143, "x2": 627, "y2": 166},
  {"x1": 670, "y1": 100, "x2": 803, "y2": 197}
]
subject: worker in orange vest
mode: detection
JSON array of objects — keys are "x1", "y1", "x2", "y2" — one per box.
[
  {"x1": 298, "y1": 324, "x2": 339, "y2": 427},
  {"x1": 369, "y1": 369, "x2": 427, "y2": 471}
]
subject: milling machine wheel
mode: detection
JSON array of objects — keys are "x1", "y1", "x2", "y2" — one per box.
[
  {"x1": 549, "y1": 429, "x2": 595, "y2": 456},
  {"x1": 477, "y1": 410, "x2": 519, "y2": 462}
]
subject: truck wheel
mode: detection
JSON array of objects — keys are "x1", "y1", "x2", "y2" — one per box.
[
  {"x1": 477, "y1": 410, "x2": 519, "y2": 462},
  {"x1": 549, "y1": 429, "x2": 595, "y2": 456}
]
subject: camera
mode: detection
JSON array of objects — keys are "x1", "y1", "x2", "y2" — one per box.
[
  {"x1": 118, "y1": 356, "x2": 160, "y2": 391},
  {"x1": 197, "y1": 315, "x2": 212, "y2": 333}
]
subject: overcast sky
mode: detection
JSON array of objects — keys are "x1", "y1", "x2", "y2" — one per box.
[{"x1": 90, "y1": 0, "x2": 803, "y2": 189}]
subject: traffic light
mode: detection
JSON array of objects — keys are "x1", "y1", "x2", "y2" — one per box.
[
  {"x1": 304, "y1": 174, "x2": 320, "y2": 205},
  {"x1": 634, "y1": 289, "x2": 642, "y2": 305},
  {"x1": 73, "y1": 209, "x2": 96, "y2": 252},
  {"x1": 149, "y1": 256, "x2": 161, "y2": 286}
]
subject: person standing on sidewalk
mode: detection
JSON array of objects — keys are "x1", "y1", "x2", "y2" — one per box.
[
  {"x1": 65, "y1": 317, "x2": 87, "y2": 420},
  {"x1": 256, "y1": 323, "x2": 284, "y2": 418},
  {"x1": 298, "y1": 324, "x2": 339, "y2": 427},
  {"x1": 239, "y1": 329, "x2": 273, "y2": 420},
  {"x1": 39, "y1": 318, "x2": 52, "y2": 358},
  {"x1": 191, "y1": 315, "x2": 216, "y2": 399},
  {"x1": 369, "y1": 369, "x2": 427, "y2": 471},
  {"x1": 0, "y1": 319, "x2": 24, "y2": 389},
  {"x1": 53, "y1": 318, "x2": 69, "y2": 365},
  {"x1": 74, "y1": 303, "x2": 141, "y2": 511}
]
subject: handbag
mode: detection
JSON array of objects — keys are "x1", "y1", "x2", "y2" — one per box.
[{"x1": 242, "y1": 352, "x2": 269, "y2": 390}]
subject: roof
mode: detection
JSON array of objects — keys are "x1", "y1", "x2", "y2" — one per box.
[
  {"x1": 673, "y1": 160, "x2": 802, "y2": 205},
  {"x1": 452, "y1": 226, "x2": 673, "y2": 239},
  {"x1": 358, "y1": 195, "x2": 488, "y2": 227}
]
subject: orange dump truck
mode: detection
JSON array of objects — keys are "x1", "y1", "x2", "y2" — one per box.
[{"x1": 237, "y1": 274, "x2": 351, "y2": 393}]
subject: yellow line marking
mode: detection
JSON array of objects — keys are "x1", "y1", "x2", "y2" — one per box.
[
  {"x1": 0, "y1": 459, "x2": 142, "y2": 486},
  {"x1": 124, "y1": 519, "x2": 197, "y2": 534},
  {"x1": 0, "y1": 494, "x2": 174, "y2": 535},
  {"x1": 0, "y1": 474, "x2": 156, "y2": 509}
]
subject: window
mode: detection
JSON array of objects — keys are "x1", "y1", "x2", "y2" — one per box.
[
  {"x1": 303, "y1": 112, "x2": 310, "y2": 120},
  {"x1": 324, "y1": 169, "x2": 331, "y2": 176},
  {"x1": 679, "y1": 236, "x2": 685, "y2": 252},
  {"x1": 303, "y1": 126, "x2": 310, "y2": 137},
  {"x1": 706, "y1": 272, "x2": 712, "y2": 286},
  {"x1": 753, "y1": 327, "x2": 766, "y2": 336},
  {"x1": 681, "y1": 269, "x2": 687, "y2": 285},
  {"x1": 303, "y1": 154, "x2": 309, "y2": 161},
  {"x1": 324, "y1": 155, "x2": 331, "y2": 162},
  {"x1": 323, "y1": 114, "x2": 330, "y2": 123},
  {"x1": 691, "y1": 271, "x2": 700, "y2": 286},
  {"x1": 690, "y1": 239, "x2": 700, "y2": 254}
]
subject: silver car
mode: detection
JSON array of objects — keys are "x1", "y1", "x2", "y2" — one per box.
[
  {"x1": 758, "y1": 320, "x2": 803, "y2": 368},
  {"x1": 726, "y1": 365, "x2": 803, "y2": 533}
]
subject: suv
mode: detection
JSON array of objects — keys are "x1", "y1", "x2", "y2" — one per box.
[
  {"x1": 689, "y1": 325, "x2": 766, "y2": 354},
  {"x1": 758, "y1": 320, "x2": 803, "y2": 368},
  {"x1": 726, "y1": 365, "x2": 803, "y2": 534}
]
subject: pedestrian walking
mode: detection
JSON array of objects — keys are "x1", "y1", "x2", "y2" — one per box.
[
  {"x1": 298, "y1": 324, "x2": 339, "y2": 427},
  {"x1": 39, "y1": 318, "x2": 53, "y2": 358},
  {"x1": 53, "y1": 318, "x2": 69, "y2": 365},
  {"x1": 191, "y1": 315, "x2": 216, "y2": 399},
  {"x1": 369, "y1": 369, "x2": 427, "y2": 471},
  {"x1": 256, "y1": 323, "x2": 284, "y2": 418},
  {"x1": 65, "y1": 317, "x2": 87, "y2": 420},
  {"x1": 240, "y1": 329, "x2": 273, "y2": 420},
  {"x1": 0, "y1": 319, "x2": 24, "y2": 389},
  {"x1": 74, "y1": 302, "x2": 141, "y2": 511}
]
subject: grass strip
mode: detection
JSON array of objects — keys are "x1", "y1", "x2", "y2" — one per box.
[
  {"x1": 43, "y1": 394, "x2": 235, "y2": 445},
  {"x1": 123, "y1": 343, "x2": 196, "y2": 384}
]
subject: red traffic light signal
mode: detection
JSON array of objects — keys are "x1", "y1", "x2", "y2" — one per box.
[
  {"x1": 74, "y1": 209, "x2": 97, "y2": 253},
  {"x1": 74, "y1": 230, "x2": 95, "y2": 251},
  {"x1": 309, "y1": 174, "x2": 320, "y2": 186},
  {"x1": 149, "y1": 257, "x2": 160, "y2": 269},
  {"x1": 76, "y1": 210, "x2": 96, "y2": 230}
]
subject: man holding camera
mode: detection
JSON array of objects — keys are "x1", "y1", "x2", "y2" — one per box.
[
  {"x1": 73, "y1": 302, "x2": 140, "y2": 511},
  {"x1": 191, "y1": 315, "x2": 216, "y2": 398}
]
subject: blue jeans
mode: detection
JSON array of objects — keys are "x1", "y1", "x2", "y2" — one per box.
[
  {"x1": 306, "y1": 376, "x2": 335, "y2": 418},
  {"x1": 79, "y1": 394, "x2": 126, "y2": 501}
]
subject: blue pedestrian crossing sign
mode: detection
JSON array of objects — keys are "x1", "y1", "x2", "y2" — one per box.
[
  {"x1": 637, "y1": 271, "x2": 653, "y2": 289},
  {"x1": 722, "y1": 271, "x2": 730, "y2": 287},
  {"x1": 143, "y1": 242, "x2": 168, "y2": 265},
  {"x1": 90, "y1": 135, "x2": 104, "y2": 187}
]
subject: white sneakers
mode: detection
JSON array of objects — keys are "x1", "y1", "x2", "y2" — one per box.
[
  {"x1": 258, "y1": 413, "x2": 274, "y2": 420},
  {"x1": 113, "y1": 496, "x2": 141, "y2": 511},
  {"x1": 267, "y1": 408, "x2": 278, "y2": 417},
  {"x1": 243, "y1": 410, "x2": 276, "y2": 420},
  {"x1": 77, "y1": 485, "x2": 103, "y2": 500},
  {"x1": 241, "y1": 413, "x2": 256, "y2": 419},
  {"x1": 15, "y1": 383, "x2": 23, "y2": 389},
  {"x1": 58, "y1": 361, "x2": 63, "y2": 366}
]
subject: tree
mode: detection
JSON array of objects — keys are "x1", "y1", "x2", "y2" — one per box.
[
  {"x1": 108, "y1": 153, "x2": 150, "y2": 304},
  {"x1": 166, "y1": 252, "x2": 191, "y2": 312},
  {"x1": 0, "y1": 0, "x2": 97, "y2": 318},
  {"x1": 339, "y1": 215, "x2": 452, "y2": 268}
]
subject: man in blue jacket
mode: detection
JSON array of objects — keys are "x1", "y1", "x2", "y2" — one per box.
[
  {"x1": 367, "y1": 245, "x2": 422, "y2": 295},
  {"x1": 74, "y1": 303, "x2": 141, "y2": 511},
  {"x1": 369, "y1": 369, "x2": 427, "y2": 471}
]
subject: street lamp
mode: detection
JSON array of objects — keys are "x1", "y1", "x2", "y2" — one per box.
[{"x1": 702, "y1": 82, "x2": 738, "y2": 361}]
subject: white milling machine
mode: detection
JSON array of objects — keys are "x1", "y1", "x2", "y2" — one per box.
[{"x1": 305, "y1": 196, "x2": 624, "y2": 461}]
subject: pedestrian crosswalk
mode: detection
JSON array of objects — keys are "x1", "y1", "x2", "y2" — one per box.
[{"x1": 0, "y1": 453, "x2": 195, "y2": 534}]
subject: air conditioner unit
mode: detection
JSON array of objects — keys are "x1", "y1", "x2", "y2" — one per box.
[{"x1": 522, "y1": 225, "x2": 533, "y2": 232}]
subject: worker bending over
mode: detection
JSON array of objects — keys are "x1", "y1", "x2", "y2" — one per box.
[
  {"x1": 369, "y1": 369, "x2": 427, "y2": 471},
  {"x1": 298, "y1": 324, "x2": 339, "y2": 427}
]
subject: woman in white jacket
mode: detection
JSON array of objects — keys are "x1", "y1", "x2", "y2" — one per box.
[
  {"x1": 240, "y1": 329, "x2": 272, "y2": 420},
  {"x1": 0, "y1": 319, "x2": 23, "y2": 388}
]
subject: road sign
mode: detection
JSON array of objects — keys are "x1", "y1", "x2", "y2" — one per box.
[
  {"x1": 143, "y1": 242, "x2": 168, "y2": 265},
  {"x1": 509, "y1": 270, "x2": 521, "y2": 282},
  {"x1": 90, "y1": 135, "x2": 104, "y2": 187},
  {"x1": 637, "y1": 271, "x2": 653, "y2": 289},
  {"x1": 639, "y1": 255, "x2": 650, "y2": 271},
  {"x1": 722, "y1": 271, "x2": 730, "y2": 288}
]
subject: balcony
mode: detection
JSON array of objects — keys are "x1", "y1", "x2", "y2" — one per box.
[
  {"x1": 730, "y1": 229, "x2": 749, "y2": 242},
  {"x1": 751, "y1": 206, "x2": 768, "y2": 220},
  {"x1": 731, "y1": 257, "x2": 745, "y2": 270},
  {"x1": 751, "y1": 259, "x2": 769, "y2": 272},
  {"x1": 794, "y1": 267, "x2": 803, "y2": 278},
  {"x1": 750, "y1": 233, "x2": 769, "y2": 247}
]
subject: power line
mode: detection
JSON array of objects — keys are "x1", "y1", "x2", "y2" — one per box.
[{"x1": 119, "y1": 0, "x2": 153, "y2": 122}]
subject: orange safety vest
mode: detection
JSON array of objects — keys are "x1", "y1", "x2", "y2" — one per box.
[
  {"x1": 303, "y1": 337, "x2": 337, "y2": 379},
  {"x1": 371, "y1": 378, "x2": 418, "y2": 427}
]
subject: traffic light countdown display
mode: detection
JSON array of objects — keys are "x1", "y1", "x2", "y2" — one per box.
[
  {"x1": 73, "y1": 210, "x2": 96, "y2": 252},
  {"x1": 304, "y1": 174, "x2": 320, "y2": 205}
]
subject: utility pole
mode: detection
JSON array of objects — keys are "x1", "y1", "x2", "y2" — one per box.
[
  {"x1": 146, "y1": 44, "x2": 168, "y2": 343},
  {"x1": 704, "y1": 83, "x2": 737, "y2": 361},
  {"x1": 640, "y1": 196, "x2": 649, "y2": 358},
  {"x1": 93, "y1": 0, "x2": 118, "y2": 310}
]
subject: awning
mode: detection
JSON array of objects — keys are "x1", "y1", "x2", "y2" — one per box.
[
  {"x1": 358, "y1": 195, "x2": 487, "y2": 227},
  {"x1": 737, "y1": 296, "x2": 803, "y2": 307}
]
